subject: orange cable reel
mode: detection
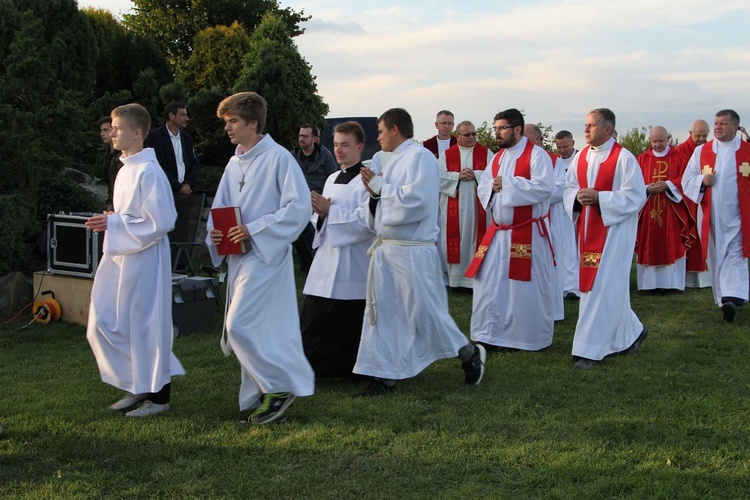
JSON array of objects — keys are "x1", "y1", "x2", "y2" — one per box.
[{"x1": 33, "y1": 290, "x2": 62, "y2": 324}]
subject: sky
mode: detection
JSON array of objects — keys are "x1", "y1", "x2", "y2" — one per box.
[{"x1": 79, "y1": 0, "x2": 750, "y2": 146}]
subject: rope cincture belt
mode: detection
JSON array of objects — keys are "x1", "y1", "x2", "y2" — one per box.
[{"x1": 366, "y1": 237, "x2": 434, "y2": 325}]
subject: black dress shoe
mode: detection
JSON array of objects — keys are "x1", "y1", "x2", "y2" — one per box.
[
  {"x1": 354, "y1": 379, "x2": 395, "y2": 397},
  {"x1": 574, "y1": 358, "x2": 597, "y2": 369},
  {"x1": 722, "y1": 302, "x2": 737, "y2": 323},
  {"x1": 627, "y1": 327, "x2": 649, "y2": 354}
]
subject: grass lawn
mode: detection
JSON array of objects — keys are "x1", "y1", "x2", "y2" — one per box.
[{"x1": 1, "y1": 272, "x2": 749, "y2": 498}]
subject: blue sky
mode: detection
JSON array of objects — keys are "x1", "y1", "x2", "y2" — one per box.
[{"x1": 80, "y1": 0, "x2": 750, "y2": 146}]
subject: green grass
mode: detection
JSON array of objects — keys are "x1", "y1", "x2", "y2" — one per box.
[{"x1": 2, "y1": 277, "x2": 750, "y2": 498}]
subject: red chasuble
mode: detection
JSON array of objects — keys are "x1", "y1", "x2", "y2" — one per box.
[
  {"x1": 698, "y1": 140, "x2": 750, "y2": 260},
  {"x1": 576, "y1": 143, "x2": 622, "y2": 292},
  {"x1": 674, "y1": 136, "x2": 698, "y2": 160},
  {"x1": 444, "y1": 144, "x2": 489, "y2": 263},
  {"x1": 674, "y1": 136, "x2": 706, "y2": 270},
  {"x1": 423, "y1": 135, "x2": 457, "y2": 158},
  {"x1": 634, "y1": 147, "x2": 692, "y2": 267},
  {"x1": 465, "y1": 140, "x2": 545, "y2": 281}
]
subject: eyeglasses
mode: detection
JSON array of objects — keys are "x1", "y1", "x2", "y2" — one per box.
[
  {"x1": 437, "y1": 121, "x2": 454, "y2": 126},
  {"x1": 458, "y1": 132, "x2": 477, "y2": 137},
  {"x1": 492, "y1": 125, "x2": 514, "y2": 132}
]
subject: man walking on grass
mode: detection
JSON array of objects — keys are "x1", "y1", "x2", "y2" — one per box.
[{"x1": 353, "y1": 107, "x2": 486, "y2": 396}]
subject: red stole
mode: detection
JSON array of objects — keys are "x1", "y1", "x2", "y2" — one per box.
[
  {"x1": 465, "y1": 140, "x2": 536, "y2": 280},
  {"x1": 547, "y1": 150, "x2": 559, "y2": 165},
  {"x1": 444, "y1": 144, "x2": 489, "y2": 263},
  {"x1": 577, "y1": 142, "x2": 622, "y2": 292},
  {"x1": 698, "y1": 140, "x2": 750, "y2": 259},
  {"x1": 635, "y1": 148, "x2": 691, "y2": 266}
]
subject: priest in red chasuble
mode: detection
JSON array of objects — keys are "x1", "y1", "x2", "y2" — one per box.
[
  {"x1": 634, "y1": 126, "x2": 693, "y2": 291},
  {"x1": 675, "y1": 119, "x2": 712, "y2": 288},
  {"x1": 423, "y1": 110, "x2": 457, "y2": 159},
  {"x1": 469, "y1": 109, "x2": 555, "y2": 352},
  {"x1": 682, "y1": 109, "x2": 750, "y2": 323},
  {"x1": 439, "y1": 120, "x2": 493, "y2": 290},
  {"x1": 563, "y1": 108, "x2": 648, "y2": 369}
]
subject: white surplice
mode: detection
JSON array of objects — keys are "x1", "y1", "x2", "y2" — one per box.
[
  {"x1": 555, "y1": 152, "x2": 580, "y2": 298},
  {"x1": 563, "y1": 138, "x2": 647, "y2": 360},
  {"x1": 438, "y1": 146, "x2": 494, "y2": 288},
  {"x1": 87, "y1": 147, "x2": 185, "y2": 394},
  {"x1": 470, "y1": 137, "x2": 556, "y2": 351},
  {"x1": 304, "y1": 167, "x2": 374, "y2": 300},
  {"x1": 206, "y1": 135, "x2": 314, "y2": 411},
  {"x1": 682, "y1": 136, "x2": 749, "y2": 305},
  {"x1": 353, "y1": 140, "x2": 469, "y2": 380}
]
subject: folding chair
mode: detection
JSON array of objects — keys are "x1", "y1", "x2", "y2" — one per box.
[{"x1": 169, "y1": 193, "x2": 206, "y2": 276}]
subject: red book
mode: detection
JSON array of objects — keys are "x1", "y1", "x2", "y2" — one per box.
[{"x1": 211, "y1": 206, "x2": 247, "y2": 255}]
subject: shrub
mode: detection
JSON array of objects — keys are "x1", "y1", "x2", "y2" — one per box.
[
  {"x1": 0, "y1": 194, "x2": 35, "y2": 275},
  {"x1": 36, "y1": 173, "x2": 102, "y2": 223}
]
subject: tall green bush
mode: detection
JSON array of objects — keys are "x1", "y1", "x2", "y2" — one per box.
[{"x1": 0, "y1": 194, "x2": 35, "y2": 275}]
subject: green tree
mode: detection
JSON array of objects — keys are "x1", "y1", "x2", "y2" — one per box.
[
  {"x1": 620, "y1": 126, "x2": 651, "y2": 157},
  {"x1": 536, "y1": 122, "x2": 555, "y2": 152},
  {"x1": 235, "y1": 13, "x2": 329, "y2": 149},
  {"x1": 91, "y1": 89, "x2": 133, "y2": 122},
  {"x1": 15, "y1": 0, "x2": 97, "y2": 96},
  {"x1": 132, "y1": 67, "x2": 162, "y2": 121},
  {"x1": 475, "y1": 121, "x2": 498, "y2": 153},
  {"x1": 83, "y1": 8, "x2": 171, "y2": 99},
  {"x1": 181, "y1": 22, "x2": 251, "y2": 96},
  {"x1": 124, "y1": 0, "x2": 308, "y2": 73},
  {"x1": 187, "y1": 86, "x2": 235, "y2": 166},
  {"x1": 0, "y1": 0, "x2": 99, "y2": 272}
]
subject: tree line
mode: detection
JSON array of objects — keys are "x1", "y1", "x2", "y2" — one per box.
[{"x1": 0, "y1": 0, "x2": 328, "y2": 275}]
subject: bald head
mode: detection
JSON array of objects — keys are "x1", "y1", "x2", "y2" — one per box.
[
  {"x1": 689, "y1": 119, "x2": 709, "y2": 146},
  {"x1": 524, "y1": 124, "x2": 543, "y2": 147},
  {"x1": 650, "y1": 126, "x2": 669, "y2": 153}
]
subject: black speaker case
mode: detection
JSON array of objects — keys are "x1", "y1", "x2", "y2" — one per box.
[
  {"x1": 172, "y1": 276, "x2": 218, "y2": 336},
  {"x1": 46, "y1": 213, "x2": 104, "y2": 278}
]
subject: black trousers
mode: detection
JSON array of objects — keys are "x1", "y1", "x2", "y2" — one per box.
[
  {"x1": 147, "y1": 383, "x2": 171, "y2": 405},
  {"x1": 293, "y1": 222, "x2": 316, "y2": 272}
]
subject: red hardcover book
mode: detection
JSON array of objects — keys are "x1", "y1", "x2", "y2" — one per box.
[{"x1": 211, "y1": 206, "x2": 247, "y2": 255}]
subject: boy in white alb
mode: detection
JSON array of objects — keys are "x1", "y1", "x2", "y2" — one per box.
[
  {"x1": 207, "y1": 92, "x2": 314, "y2": 425},
  {"x1": 301, "y1": 121, "x2": 375, "y2": 377},
  {"x1": 86, "y1": 103, "x2": 184, "y2": 417}
]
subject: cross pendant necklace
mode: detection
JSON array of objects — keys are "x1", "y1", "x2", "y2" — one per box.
[{"x1": 239, "y1": 154, "x2": 260, "y2": 192}]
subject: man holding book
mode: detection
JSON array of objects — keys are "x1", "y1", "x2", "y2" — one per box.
[{"x1": 206, "y1": 91, "x2": 314, "y2": 425}]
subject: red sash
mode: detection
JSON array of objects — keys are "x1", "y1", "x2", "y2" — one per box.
[
  {"x1": 445, "y1": 144, "x2": 489, "y2": 263},
  {"x1": 698, "y1": 140, "x2": 750, "y2": 259},
  {"x1": 465, "y1": 140, "x2": 542, "y2": 281},
  {"x1": 577, "y1": 142, "x2": 622, "y2": 292}
]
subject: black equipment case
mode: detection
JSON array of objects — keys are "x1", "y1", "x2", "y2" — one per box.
[
  {"x1": 172, "y1": 276, "x2": 219, "y2": 336},
  {"x1": 47, "y1": 212, "x2": 104, "y2": 278}
]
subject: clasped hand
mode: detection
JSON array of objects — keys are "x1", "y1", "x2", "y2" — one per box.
[
  {"x1": 311, "y1": 191, "x2": 332, "y2": 216},
  {"x1": 577, "y1": 188, "x2": 599, "y2": 205}
]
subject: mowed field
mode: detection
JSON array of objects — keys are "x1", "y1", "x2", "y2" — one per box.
[{"x1": 1, "y1": 269, "x2": 749, "y2": 498}]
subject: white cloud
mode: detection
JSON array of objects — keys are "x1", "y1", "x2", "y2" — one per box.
[{"x1": 288, "y1": 0, "x2": 750, "y2": 143}]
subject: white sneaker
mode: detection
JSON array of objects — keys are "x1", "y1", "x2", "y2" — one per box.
[
  {"x1": 125, "y1": 401, "x2": 169, "y2": 417},
  {"x1": 110, "y1": 393, "x2": 148, "y2": 411}
]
